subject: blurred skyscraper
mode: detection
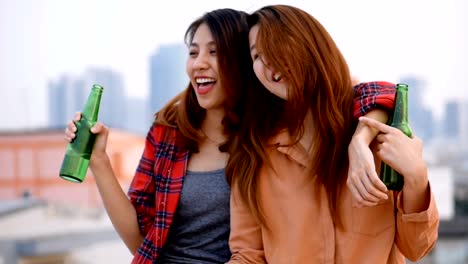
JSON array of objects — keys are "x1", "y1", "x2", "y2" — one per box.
[
  {"x1": 125, "y1": 97, "x2": 151, "y2": 136},
  {"x1": 83, "y1": 68, "x2": 127, "y2": 129},
  {"x1": 435, "y1": 100, "x2": 463, "y2": 165},
  {"x1": 441, "y1": 100, "x2": 468, "y2": 154},
  {"x1": 458, "y1": 101, "x2": 468, "y2": 153},
  {"x1": 399, "y1": 76, "x2": 434, "y2": 142},
  {"x1": 48, "y1": 68, "x2": 127, "y2": 130},
  {"x1": 48, "y1": 75, "x2": 85, "y2": 128},
  {"x1": 444, "y1": 101, "x2": 460, "y2": 139},
  {"x1": 149, "y1": 44, "x2": 188, "y2": 114},
  {"x1": 48, "y1": 76, "x2": 86, "y2": 129}
]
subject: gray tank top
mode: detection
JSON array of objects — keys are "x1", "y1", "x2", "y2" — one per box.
[{"x1": 158, "y1": 168, "x2": 231, "y2": 263}]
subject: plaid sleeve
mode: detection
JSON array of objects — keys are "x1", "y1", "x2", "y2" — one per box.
[
  {"x1": 128, "y1": 125, "x2": 158, "y2": 235},
  {"x1": 353, "y1": 81, "x2": 396, "y2": 119}
]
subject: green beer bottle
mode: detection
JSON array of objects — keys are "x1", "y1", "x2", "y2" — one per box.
[
  {"x1": 379, "y1": 83, "x2": 412, "y2": 191},
  {"x1": 59, "y1": 84, "x2": 104, "y2": 183}
]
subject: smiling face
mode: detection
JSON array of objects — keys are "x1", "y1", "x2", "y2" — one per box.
[
  {"x1": 186, "y1": 23, "x2": 225, "y2": 111},
  {"x1": 249, "y1": 24, "x2": 288, "y2": 100}
]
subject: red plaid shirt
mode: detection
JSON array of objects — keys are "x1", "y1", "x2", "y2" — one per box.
[
  {"x1": 128, "y1": 81, "x2": 396, "y2": 263},
  {"x1": 353, "y1": 81, "x2": 396, "y2": 118}
]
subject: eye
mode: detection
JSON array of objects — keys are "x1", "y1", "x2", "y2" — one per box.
[
  {"x1": 251, "y1": 52, "x2": 258, "y2": 60},
  {"x1": 189, "y1": 50, "x2": 198, "y2": 57},
  {"x1": 209, "y1": 49, "x2": 217, "y2": 55}
]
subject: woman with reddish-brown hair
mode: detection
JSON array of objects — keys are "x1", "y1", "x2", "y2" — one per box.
[{"x1": 227, "y1": 5, "x2": 439, "y2": 264}]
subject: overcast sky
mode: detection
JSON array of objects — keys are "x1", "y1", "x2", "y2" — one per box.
[{"x1": 0, "y1": 0, "x2": 466, "y2": 130}]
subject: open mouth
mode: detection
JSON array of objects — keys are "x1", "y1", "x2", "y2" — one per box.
[{"x1": 196, "y1": 77, "x2": 216, "y2": 94}]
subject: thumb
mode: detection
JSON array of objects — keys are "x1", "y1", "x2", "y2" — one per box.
[{"x1": 90, "y1": 122, "x2": 105, "y2": 134}]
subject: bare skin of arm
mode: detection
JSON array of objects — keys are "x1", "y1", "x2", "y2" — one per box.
[
  {"x1": 65, "y1": 113, "x2": 143, "y2": 254},
  {"x1": 358, "y1": 116, "x2": 430, "y2": 213},
  {"x1": 277, "y1": 109, "x2": 392, "y2": 208},
  {"x1": 347, "y1": 109, "x2": 390, "y2": 207}
]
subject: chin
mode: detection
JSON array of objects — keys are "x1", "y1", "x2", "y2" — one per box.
[
  {"x1": 200, "y1": 102, "x2": 223, "y2": 111},
  {"x1": 197, "y1": 101, "x2": 213, "y2": 110}
]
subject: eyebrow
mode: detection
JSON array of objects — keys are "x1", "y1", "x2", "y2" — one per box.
[{"x1": 190, "y1": 41, "x2": 216, "y2": 47}]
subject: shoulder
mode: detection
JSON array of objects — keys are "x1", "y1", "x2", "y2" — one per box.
[
  {"x1": 352, "y1": 81, "x2": 397, "y2": 117},
  {"x1": 353, "y1": 81, "x2": 396, "y2": 93},
  {"x1": 148, "y1": 122, "x2": 183, "y2": 145}
]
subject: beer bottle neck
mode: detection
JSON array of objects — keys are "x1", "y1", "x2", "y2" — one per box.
[
  {"x1": 82, "y1": 85, "x2": 103, "y2": 121},
  {"x1": 391, "y1": 84, "x2": 409, "y2": 125}
]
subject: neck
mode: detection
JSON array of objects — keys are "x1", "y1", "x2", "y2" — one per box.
[{"x1": 201, "y1": 108, "x2": 226, "y2": 144}]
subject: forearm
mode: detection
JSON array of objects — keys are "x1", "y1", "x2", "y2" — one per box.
[
  {"x1": 401, "y1": 163, "x2": 430, "y2": 214},
  {"x1": 90, "y1": 154, "x2": 144, "y2": 254}
]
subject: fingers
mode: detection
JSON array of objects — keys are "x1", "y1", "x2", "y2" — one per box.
[
  {"x1": 352, "y1": 174, "x2": 381, "y2": 202},
  {"x1": 356, "y1": 177, "x2": 381, "y2": 202},
  {"x1": 74, "y1": 111, "x2": 81, "y2": 121},
  {"x1": 347, "y1": 171, "x2": 388, "y2": 208},
  {"x1": 90, "y1": 122, "x2": 107, "y2": 135},
  {"x1": 64, "y1": 112, "x2": 82, "y2": 143},
  {"x1": 358, "y1": 116, "x2": 394, "y2": 134},
  {"x1": 65, "y1": 112, "x2": 106, "y2": 143},
  {"x1": 347, "y1": 180, "x2": 377, "y2": 208},
  {"x1": 367, "y1": 168, "x2": 388, "y2": 194},
  {"x1": 363, "y1": 172, "x2": 388, "y2": 202},
  {"x1": 65, "y1": 119, "x2": 77, "y2": 142}
]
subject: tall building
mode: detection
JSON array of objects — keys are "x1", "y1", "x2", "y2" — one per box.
[
  {"x1": 444, "y1": 101, "x2": 460, "y2": 138},
  {"x1": 82, "y1": 68, "x2": 126, "y2": 129},
  {"x1": 48, "y1": 68, "x2": 126, "y2": 130},
  {"x1": 149, "y1": 44, "x2": 188, "y2": 114},
  {"x1": 441, "y1": 100, "x2": 468, "y2": 154},
  {"x1": 459, "y1": 101, "x2": 468, "y2": 152},
  {"x1": 399, "y1": 76, "x2": 434, "y2": 142},
  {"x1": 48, "y1": 76, "x2": 86, "y2": 129},
  {"x1": 125, "y1": 96, "x2": 151, "y2": 136}
]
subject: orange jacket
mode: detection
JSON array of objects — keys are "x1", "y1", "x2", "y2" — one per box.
[{"x1": 228, "y1": 131, "x2": 439, "y2": 264}]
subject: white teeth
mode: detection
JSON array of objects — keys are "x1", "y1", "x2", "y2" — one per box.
[
  {"x1": 196, "y1": 78, "x2": 215, "y2": 84},
  {"x1": 273, "y1": 73, "x2": 282, "y2": 82}
]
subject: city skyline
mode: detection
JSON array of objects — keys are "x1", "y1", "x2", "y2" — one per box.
[
  {"x1": 1, "y1": 0, "x2": 467, "y2": 130},
  {"x1": 46, "y1": 43, "x2": 188, "y2": 136}
]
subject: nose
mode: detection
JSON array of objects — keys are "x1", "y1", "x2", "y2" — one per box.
[
  {"x1": 261, "y1": 56, "x2": 270, "y2": 67},
  {"x1": 193, "y1": 52, "x2": 209, "y2": 70}
]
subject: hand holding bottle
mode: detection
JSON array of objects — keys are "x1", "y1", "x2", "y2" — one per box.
[
  {"x1": 358, "y1": 116, "x2": 427, "y2": 187},
  {"x1": 60, "y1": 84, "x2": 104, "y2": 182},
  {"x1": 65, "y1": 112, "x2": 110, "y2": 166}
]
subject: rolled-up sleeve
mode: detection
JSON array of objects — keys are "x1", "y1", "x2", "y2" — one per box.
[
  {"x1": 353, "y1": 81, "x2": 396, "y2": 118},
  {"x1": 394, "y1": 183, "x2": 440, "y2": 261}
]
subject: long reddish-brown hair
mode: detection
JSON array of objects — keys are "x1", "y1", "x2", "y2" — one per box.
[
  {"x1": 155, "y1": 9, "x2": 253, "y2": 152},
  {"x1": 226, "y1": 5, "x2": 357, "y2": 228}
]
